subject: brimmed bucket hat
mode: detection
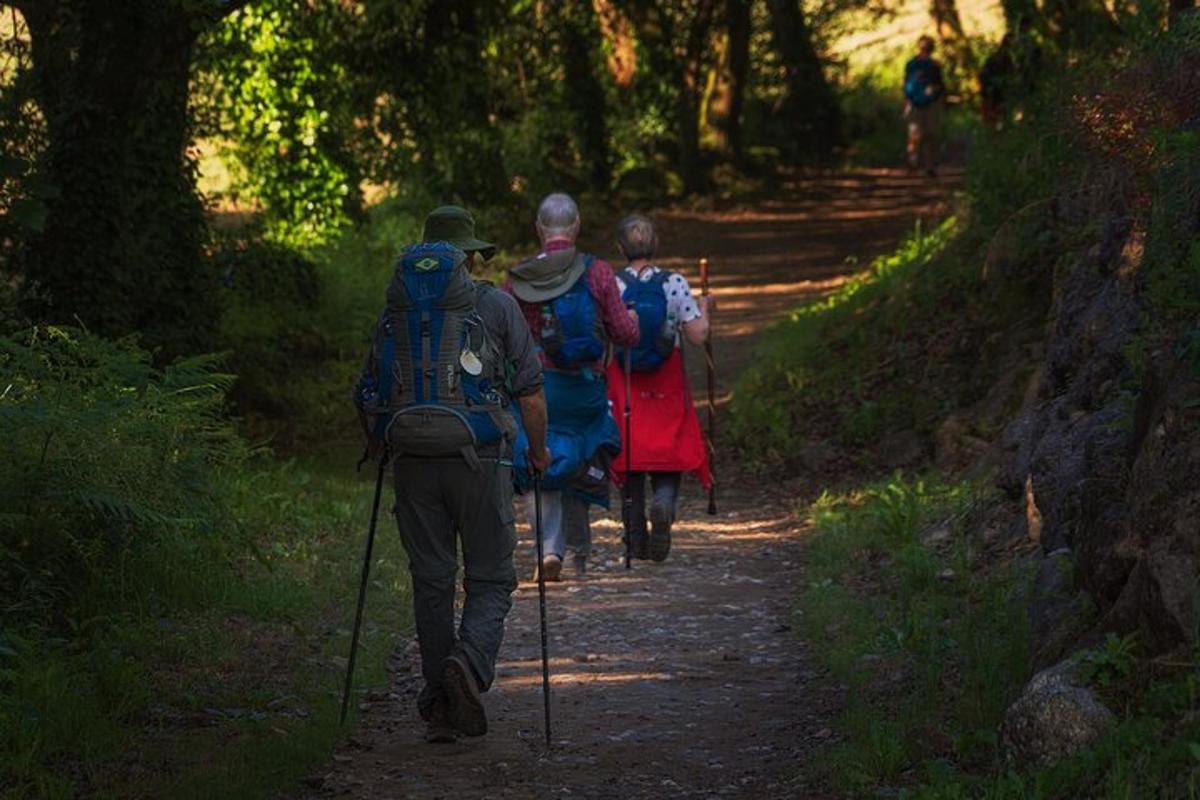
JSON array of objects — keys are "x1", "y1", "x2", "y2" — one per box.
[{"x1": 421, "y1": 205, "x2": 496, "y2": 261}]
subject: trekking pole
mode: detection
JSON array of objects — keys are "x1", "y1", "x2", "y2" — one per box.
[
  {"x1": 340, "y1": 448, "x2": 389, "y2": 726},
  {"x1": 700, "y1": 257, "x2": 718, "y2": 516},
  {"x1": 532, "y1": 475, "x2": 553, "y2": 749},
  {"x1": 622, "y1": 346, "x2": 634, "y2": 569}
]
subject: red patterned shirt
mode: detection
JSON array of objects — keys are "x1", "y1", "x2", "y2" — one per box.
[{"x1": 504, "y1": 240, "x2": 639, "y2": 371}]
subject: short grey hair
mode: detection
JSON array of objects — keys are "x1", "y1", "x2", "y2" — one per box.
[
  {"x1": 537, "y1": 193, "x2": 580, "y2": 238},
  {"x1": 616, "y1": 214, "x2": 658, "y2": 260}
]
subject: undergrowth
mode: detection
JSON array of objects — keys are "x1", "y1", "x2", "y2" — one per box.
[
  {"x1": 0, "y1": 330, "x2": 410, "y2": 799},
  {"x1": 797, "y1": 475, "x2": 1030, "y2": 794},
  {"x1": 799, "y1": 477, "x2": 1200, "y2": 798}
]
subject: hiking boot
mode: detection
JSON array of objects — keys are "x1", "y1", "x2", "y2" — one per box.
[
  {"x1": 534, "y1": 554, "x2": 563, "y2": 582},
  {"x1": 648, "y1": 504, "x2": 673, "y2": 562},
  {"x1": 443, "y1": 653, "x2": 487, "y2": 737},
  {"x1": 424, "y1": 699, "x2": 456, "y2": 744},
  {"x1": 573, "y1": 553, "x2": 587, "y2": 576}
]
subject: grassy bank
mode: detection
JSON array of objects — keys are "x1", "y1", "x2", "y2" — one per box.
[
  {"x1": 796, "y1": 476, "x2": 1029, "y2": 793},
  {"x1": 796, "y1": 478, "x2": 1200, "y2": 798},
  {"x1": 728, "y1": 213, "x2": 1050, "y2": 472}
]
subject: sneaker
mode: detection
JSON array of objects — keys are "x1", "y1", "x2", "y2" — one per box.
[
  {"x1": 535, "y1": 555, "x2": 563, "y2": 582},
  {"x1": 443, "y1": 653, "x2": 487, "y2": 737},
  {"x1": 648, "y1": 504, "x2": 673, "y2": 562},
  {"x1": 424, "y1": 699, "x2": 456, "y2": 744}
]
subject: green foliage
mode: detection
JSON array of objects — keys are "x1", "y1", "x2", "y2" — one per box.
[
  {"x1": 1078, "y1": 633, "x2": 1139, "y2": 689},
  {"x1": 0, "y1": 327, "x2": 245, "y2": 623},
  {"x1": 798, "y1": 476, "x2": 1030, "y2": 794},
  {"x1": 836, "y1": 55, "x2": 907, "y2": 166},
  {"x1": 214, "y1": 197, "x2": 426, "y2": 445},
  {"x1": 0, "y1": 351, "x2": 412, "y2": 796},
  {"x1": 1144, "y1": 128, "x2": 1200, "y2": 322},
  {"x1": 198, "y1": 2, "x2": 363, "y2": 248}
]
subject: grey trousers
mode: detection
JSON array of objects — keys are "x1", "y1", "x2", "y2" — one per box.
[
  {"x1": 528, "y1": 489, "x2": 592, "y2": 560},
  {"x1": 624, "y1": 471, "x2": 682, "y2": 534},
  {"x1": 391, "y1": 456, "x2": 517, "y2": 717}
]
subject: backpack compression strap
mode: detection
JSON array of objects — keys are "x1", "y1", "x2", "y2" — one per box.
[{"x1": 375, "y1": 318, "x2": 397, "y2": 439}]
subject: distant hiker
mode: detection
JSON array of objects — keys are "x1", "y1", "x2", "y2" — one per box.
[
  {"x1": 606, "y1": 214, "x2": 712, "y2": 562},
  {"x1": 353, "y1": 205, "x2": 550, "y2": 744},
  {"x1": 903, "y1": 35, "x2": 945, "y2": 177},
  {"x1": 506, "y1": 193, "x2": 640, "y2": 579}
]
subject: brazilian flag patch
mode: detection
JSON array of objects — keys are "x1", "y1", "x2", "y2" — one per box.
[{"x1": 414, "y1": 257, "x2": 440, "y2": 272}]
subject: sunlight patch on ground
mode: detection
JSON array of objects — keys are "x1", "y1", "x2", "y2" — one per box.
[{"x1": 498, "y1": 670, "x2": 678, "y2": 689}]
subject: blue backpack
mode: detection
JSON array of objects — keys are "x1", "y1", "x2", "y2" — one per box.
[
  {"x1": 354, "y1": 241, "x2": 515, "y2": 458},
  {"x1": 904, "y1": 57, "x2": 942, "y2": 108},
  {"x1": 538, "y1": 255, "x2": 606, "y2": 371},
  {"x1": 617, "y1": 269, "x2": 675, "y2": 373}
]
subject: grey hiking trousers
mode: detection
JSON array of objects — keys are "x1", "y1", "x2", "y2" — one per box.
[{"x1": 391, "y1": 456, "x2": 518, "y2": 718}]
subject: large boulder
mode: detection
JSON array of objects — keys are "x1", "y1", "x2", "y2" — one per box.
[{"x1": 1000, "y1": 659, "x2": 1116, "y2": 765}]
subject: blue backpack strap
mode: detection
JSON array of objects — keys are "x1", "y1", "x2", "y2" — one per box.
[
  {"x1": 375, "y1": 317, "x2": 396, "y2": 438},
  {"x1": 651, "y1": 269, "x2": 671, "y2": 294}
]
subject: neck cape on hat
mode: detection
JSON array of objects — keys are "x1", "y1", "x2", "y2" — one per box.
[{"x1": 508, "y1": 246, "x2": 589, "y2": 303}]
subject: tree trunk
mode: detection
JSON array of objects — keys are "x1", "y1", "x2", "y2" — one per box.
[
  {"x1": 703, "y1": 0, "x2": 751, "y2": 160},
  {"x1": 558, "y1": 3, "x2": 612, "y2": 189},
  {"x1": 764, "y1": 0, "x2": 838, "y2": 157},
  {"x1": 930, "y1": 0, "x2": 978, "y2": 77},
  {"x1": 15, "y1": 0, "x2": 216, "y2": 355},
  {"x1": 677, "y1": 0, "x2": 717, "y2": 192}
]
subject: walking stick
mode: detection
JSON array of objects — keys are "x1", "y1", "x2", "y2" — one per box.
[
  {"x1": 700, "y1": 258, "x2": 718, "y2": 516},
  {"x1": 340, "y1": 448, "x2": 389, "y2": 725},
  {"x1": 532, "y1": 475, "x2": 553, "y2": 748},
  {"x1": 622, "y1": 347, "x2": 634, "y2": 569}
]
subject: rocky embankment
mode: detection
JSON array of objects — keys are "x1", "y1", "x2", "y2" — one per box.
[{"x1": 972, "y1": 199, "x2": 1199, "y2": 761}]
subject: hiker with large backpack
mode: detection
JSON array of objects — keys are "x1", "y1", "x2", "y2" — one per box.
[
  {"x1": 606, "y1": 214, "x2": 712, "y2": 562},
  {"x1": 903, "y1": 35, "x2": 946, "y2": 177},
  {"x1": 352, "y1": 206, "x2": 550, "y2": 744},
  {"x1": 506, "y1": 193, "x2": 640, "y2": 580}
]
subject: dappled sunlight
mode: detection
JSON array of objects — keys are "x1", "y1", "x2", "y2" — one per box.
[{"x1": 498, "y1": 670, "x2": 678, "y2": 689}]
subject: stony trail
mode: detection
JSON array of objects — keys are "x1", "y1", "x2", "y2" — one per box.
[{"x1": 292, "y1": 169, "x2": 957, "y2": 800}]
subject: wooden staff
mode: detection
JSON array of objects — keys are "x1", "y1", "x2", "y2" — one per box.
[{"x1": 700, "y1": 257, "x2": 717, "y2": 516}]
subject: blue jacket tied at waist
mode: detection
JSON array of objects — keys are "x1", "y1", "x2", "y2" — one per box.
[{"x1": 513, "y1": 370, "x2": 621, "y2": 505}]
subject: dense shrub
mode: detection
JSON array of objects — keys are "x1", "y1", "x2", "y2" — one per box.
[{"x1": 0, "y1": 328, "x2": 246, "y2": 625}]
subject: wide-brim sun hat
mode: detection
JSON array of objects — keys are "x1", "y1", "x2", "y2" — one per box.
[{"x1": 421, "y1": 205, "x2": 497, "y2": 261}]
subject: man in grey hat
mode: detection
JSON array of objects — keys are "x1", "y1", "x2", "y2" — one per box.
[
  {"x1": 505, "y1": 193, "x2": 639, "y2": 579},
  {"x1": 356, "y1": 204, "x2": 549, "y2": 743}
]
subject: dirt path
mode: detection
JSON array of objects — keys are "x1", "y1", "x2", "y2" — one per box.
[{"x1": 294, "y1": 169, "x2": 957, "y2": 799}]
